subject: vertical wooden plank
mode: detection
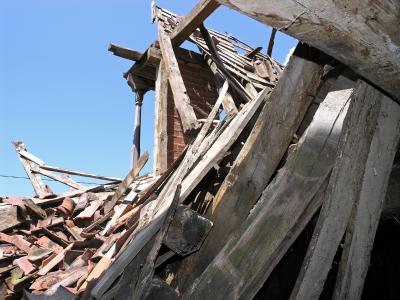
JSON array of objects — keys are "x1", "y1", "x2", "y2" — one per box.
[
  {"x1": 184, "y1": 82, "x2": 353, "y2": 300},
  {"x1": 153, "y1": 62, "x2": 169, "y2": 176},
  {"x1": 157, "y1": 24, "x2": 199, "y2": 134},
  {"x1": 332, "y1": 95, "x2": 400, "y2": 299},
  {"x1": 290, "y1": 81, "x2": 395, "y2": 300}
]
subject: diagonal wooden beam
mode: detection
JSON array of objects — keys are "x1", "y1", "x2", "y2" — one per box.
[
  {"x1": 170, "y1": 0, "x2": 220, "y2": 47},
  {"x1": 157, "y1": 23, "x2": 200, "y2": 134},
  {"x1": 108, "y1": 43, "x2": 143, "y2": 61}
]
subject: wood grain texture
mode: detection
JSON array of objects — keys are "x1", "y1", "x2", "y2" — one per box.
[
  {"x1": 158, "y1": 23, "x2": 199, "y2": 134},
  {"x1": 184, "y1": 81, "x2": 353, "y2": 300},
  {"x1": 291, "y1": 81, "x2": 393, "y2": 300},
  {"x1": 332, "y1": 87, "x2": 400, "y2": 300}
]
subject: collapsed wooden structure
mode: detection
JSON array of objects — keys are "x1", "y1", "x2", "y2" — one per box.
[{"x1": 1, "y1": 1, "x2": 400, "y2": 299}]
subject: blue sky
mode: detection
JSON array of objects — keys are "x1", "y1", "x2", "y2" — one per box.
[{"x1": 0, "y1": 0, "x2": 297, "y2": 196}]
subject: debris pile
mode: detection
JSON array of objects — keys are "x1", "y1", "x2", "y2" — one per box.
[{"x1": 2, "y1": 1, "x2": 400, "y2": 299}]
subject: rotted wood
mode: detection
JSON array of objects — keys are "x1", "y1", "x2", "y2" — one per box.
[
  {"x1": 185, "y1": 78, "x2": 354, "y2": 300},
  {"x1": 134, "y1": 185, "x2": 181, "y2": 299},
  {"x1": 173, "y1": 43, "x2": 329, "y2": 293},
  {"x1": 333, "y1": 84, "x2": 400, "y2": 300},
  {"x1": 291, "y1": 81, "x2": 399, "y2": 300}
]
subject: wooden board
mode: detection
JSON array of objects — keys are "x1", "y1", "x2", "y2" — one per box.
[
  {"x1": 332, "y1": 86, "x2": 400, "y2": 300},
  {"x1": 153, "y1": 62, "x2": 169, "y2": 175},
  {"x1": 169, "y1": 0, "x2": 220, "y2": 46},
  {"x1": 291, "y1": 81, "x2": 397, "y2": 300},
  {"x1": 174, "y1": 43, "x2": 327, "y2": 292},
  {"x1": 184, "y1": 80, "x2": 353, "y2": 300},
  {"x1": 158, "y1": 24, "x2": 199, "y2": 134}
]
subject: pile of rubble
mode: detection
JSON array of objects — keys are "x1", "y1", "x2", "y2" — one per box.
[{"x1": 2, "y1": 1, "x2": 400, "y2": 299}]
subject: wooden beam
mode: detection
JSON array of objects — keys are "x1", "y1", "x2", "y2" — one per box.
[
  {"x1": 157, "y1": 24, "x2": 200, "y2": 134},
  {"x1": 332, "y1": 85, "x2": 400, "y2": 299},
  {"x1": 170, "y1": 0, "x2": 220, "y2": 46},
  {"x1": 267, "y1": 28, "x2": 277, "y2": 57},
  {"x1": 39, "y1": 165, "x2": 121, "y2": 182},
  {"x1": 184, "y1": 80, "x2": 353, "y2": 300},
  {"x1": 153, "y1": 62, "x2": 169, "y2": 175},
  {"x1": 216, "y1": 0, "x2": 400, "y2": 101},
  {"x1": 173, "y1": 43, "x2": 329, "y2": 293},
  {"x1": 291, "y1": 81, "x2": 400, "y2": 300},
  {"x1": 108, "y1": 43, "x2": 143, "y2": 61}
]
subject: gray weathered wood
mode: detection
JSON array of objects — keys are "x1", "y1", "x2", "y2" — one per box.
[
  {"x1": 174, "y1": 43, "x2": 327, "y2": 292},
  {"x1": 33, "y1": 167, "x2": 85, "y2": 190},
  {"x1": 108, "y1": 43, "x2": 143, "y2": 61},
  {"x1": 169, "y1": 0, "x2": 220, "y2": 46},
  {"x1": 332, "y1": 87, "x2": 400, "y2": 300},
  {"x1": 153, "y1": 62, "x2": 169, "y2": 175},
  {"x1": 184, "y1": 82, "x2": 353, "y2": 300},
  {"x1": 216, "y1": 0, "x2": 400, "y2": 101},
  {"x1": 158, "y1": 23, "x2": 200, "y2": 134},
  {"x1": 13, "y1": 141, "x2": 52, "y2": 199},
  {"x1": 290, "y1": 80, "x2": 394, "y2": 300}
]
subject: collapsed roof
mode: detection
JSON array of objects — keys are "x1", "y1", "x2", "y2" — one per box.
[{"x1": 1, "y1": 1, "x2": 400, "y2": 299}]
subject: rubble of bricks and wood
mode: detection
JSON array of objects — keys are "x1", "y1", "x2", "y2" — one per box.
[{"x1": 1, "y1": 1, "x2": 400, "y2": 299}]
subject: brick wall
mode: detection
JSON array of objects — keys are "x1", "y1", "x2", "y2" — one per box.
[{"x1": 166, "y1": 61, "x2": 218, "y2": 166}]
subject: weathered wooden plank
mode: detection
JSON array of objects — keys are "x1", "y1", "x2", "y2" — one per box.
[
  {"x1": 290, "y1": 81, "x2": 395, "y2": 300},
  {"x1": 184, "y1": 82, "x2": 353, "y2": 300},
  {"x1": 158, "y1": 24, "x2": 200, "y2": 134},
  {"x1": 108, "y1": 43, "x2": 143, "y2": 61},
  {"x1": 153, "y1": 62, "x2": 169, "y2": 175},
  {"x1": 332, "y1": 87, "x2": 400, "y2": 300},
  {"x1": 174, "y1": 43, "x2": 328, "y2": 292},
  {"x1": 169, "y1": 0, "x2": 220, "y2": 46},
  {"x1": 104, "y1": 151, "x2": 149, "y2": 213},
  {"x1": 33, "y1": 167, "x2": 85, "y2": 190},
  {"x1": 216, "y1": 0, "x2": 400, "y2": 101},
  {"x1": 39, "y1": 165, "x2": 121, "y2": 182},
  {"x1": 13, "y1": 141, "x2": 52, "y2": 199}
]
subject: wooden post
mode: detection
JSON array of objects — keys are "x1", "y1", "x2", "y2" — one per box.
[
  {"x1": 184, "y1": 79, "x2": 354, "y2": 300},
  {"x1": 267, "y1": 28, "x2": 277, "y2": 57},
  {"x1": 215, "y1": 0, "x2": 400, "y2": 101},
  {"x1": 153, "y1": 62, "x2": 168, "y2": 175},
  {"x1": 132, "y1": 90, "x2": 144, "y2": 169},
  {"x1": 291, "y1": 81, "x2": 400, "y2": 300}
]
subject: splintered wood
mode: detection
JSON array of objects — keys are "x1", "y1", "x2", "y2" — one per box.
[{"x1": 2, "y1": 2, "x2": 399, "y2": 299}]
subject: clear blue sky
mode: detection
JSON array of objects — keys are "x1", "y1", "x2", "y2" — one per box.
[{"x1": 0, "y1": 0, "x2": 297, "y2": 196}]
